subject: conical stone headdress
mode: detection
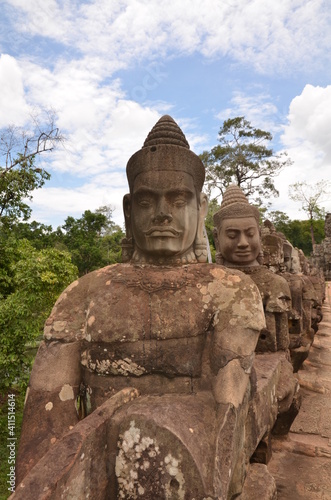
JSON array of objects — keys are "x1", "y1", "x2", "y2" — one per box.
[
  {"x1": 126, "y1": 115, "x2": 205, "y2": 191},
  {"x1": 213, "y1": 185, "x2": 260, "y2": 227}
]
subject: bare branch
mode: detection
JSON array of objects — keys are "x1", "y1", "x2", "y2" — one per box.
[{"x1": 0, "y1": 109, "x2": 65, "y2": 177}]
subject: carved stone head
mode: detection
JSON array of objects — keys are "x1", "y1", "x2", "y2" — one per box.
[
  {"x1": 291, "y1": 247, "x2": 302, "y2": 274},
  {"x1": 122, "y1": 115, "x2": 208, "y2": 265},
  {"x1": 283, "y1": 240, "x2": 293, "y2": 272},
  {"x1": 261, "y1": 220, "x2": 284, "y2": 270},
  {"x1": 213, "y1": 185, "x2": 262, "y2": 267}
]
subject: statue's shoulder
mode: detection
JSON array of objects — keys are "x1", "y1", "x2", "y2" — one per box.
[
  {"x1": 192, "y1": 264, "x2": 265, "y2": 332},
  {"x1": 244, "y1": 265, "x2": 291, "y2": 294},
  {"x1": 191, "y1": 263, "x2": 256, "y2": 286},
  {"x1": 190, "y1": 263, "x2": 263, "y2": 303},
  {"x1": 44, "y1": 264, "x2": 122, "y2": 342}
]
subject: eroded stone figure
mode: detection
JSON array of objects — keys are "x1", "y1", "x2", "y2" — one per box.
[
  {"x1": 213, "y1": 186, "x2": 299, "y2": 438},
  {"x1": 213, "y1": 186, "x2": 292, "y2": 353},
  {"x1": 261, "y1": 221, "x2": 323, "y2": 372},
  {"x1": 16, "y1": 116, "x2": 266, "y2": 499}
]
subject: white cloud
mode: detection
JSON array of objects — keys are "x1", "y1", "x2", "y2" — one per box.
[
  {"x1": 217, "y1": 91, "x2": 281, "y2": 136},
  {"x1": 31, "y1": 173, "x2": 128, "y2": 228},
  {"x1": 14, "y1": 56, "x2": 164, "y2": 178},
  {"x1": 5, "y1": 0, "x2": 331, "y2": 75},
  {"x1": 2, "y1": 0, "x2": 331, "y2": 227},
  {"x1": 0, "y1": 54, "x2": 29, "y2": 127},
  {"x1": 6, "y1": 0, "x2": 75, "y2": 42},
  {"x1": 281, "y1": 84, "x2": 331, "y2": 165},
  {"x1": 270, "y1": 84, "x2": 331, "y2": 218}
]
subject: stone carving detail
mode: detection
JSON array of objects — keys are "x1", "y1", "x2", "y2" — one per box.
[{"x1": 213, "y1": 184, "x2": 262, "y2": 268}]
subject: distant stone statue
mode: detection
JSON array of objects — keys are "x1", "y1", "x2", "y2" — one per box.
[
  {"x1": 16, "y1": 116, "x2": 266, "y2": 499},
  {"x1": 213, "y1": 185, "x2": 291, "y2": 353},
  {"x1": 213, "y1": 184, "x2": 262, "y2": 268},
  {"x1": 213, "y1": 186, "x2": 299, "y2": 436},
  {"x1": 261, "y1": 221, "x2": 324, "y2": 371}
]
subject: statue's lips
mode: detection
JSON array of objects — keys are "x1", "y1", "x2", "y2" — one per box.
[
  {"x1": 234, "y1": 251, "x2": 252, "y2": 257},
  {"x1": 145, "y1": 227, "x2": 181, "y2": 237}
]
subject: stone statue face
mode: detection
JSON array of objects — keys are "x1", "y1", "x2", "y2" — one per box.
[
  {"x1": 128, "y1": 169, "x2": 199, "y2": 258},
  {"x1": 291, "y1": 248, "x2": 301, "y2": 274},
  {"x1": 283, "y1": 244, "x2": 293, "y2": 272},
  {"x1": 217, "y1": 217, "x2": 261, "y2": 267}
]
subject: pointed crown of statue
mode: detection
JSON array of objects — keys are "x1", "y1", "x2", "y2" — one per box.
[
  {"x1": 213, "y1": 185, "x2": 260, "y2": 227},
  {"x1": 126, "y1": 115, "x2": 205, "y2": 191}
]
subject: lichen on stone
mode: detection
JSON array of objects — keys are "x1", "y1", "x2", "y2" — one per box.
[
  {"x1": 115, "y1": 421, "x2": 186, "y2": 499},
  {"x1": 59, "y1": 384, "x2": 74, "y2": 401}
]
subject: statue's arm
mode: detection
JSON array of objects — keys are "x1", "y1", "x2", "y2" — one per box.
[
  {"x1": 210, "y1": 277, "x2": 265, "y2": 407},
  {"x1": 16, "y1": 339, "x2": 82, "y2": 483}
]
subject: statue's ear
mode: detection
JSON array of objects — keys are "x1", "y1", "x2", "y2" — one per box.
[
  {"x1": 199, "y1": 192, "x2": 208, "y2": 218},
  {"x1": 123, "y1": 193, "x2": 131, "y2": 219},
  {"x1": 196, "y1": 192, "x2": 208, "y2": 242},
  {"x1": 194, "y1": 193, "x2": 209, "y2": 263},
  {"x1": 123, "y1": 194, "x2": 132, "y2": 240}
]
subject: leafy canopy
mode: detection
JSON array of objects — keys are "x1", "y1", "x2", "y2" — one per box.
[
  {"x1": 0, "y1": 238, "x2": 78, "y2": 390},
  {"x1": 267, "y1": 210, "x2": 325, "y2": 255},
  {"x1": 289, "y1": 180, "x2": 330, "y2": 246},
  {"x1": 200, "y1": 116, "x2": 292, "y2": 208},
  {"x1": 0, "y1": 155, "x2": 50, "y2": 223},
  {"x1": 56, "y1": 206, "x2": 124, "y2": 275}
]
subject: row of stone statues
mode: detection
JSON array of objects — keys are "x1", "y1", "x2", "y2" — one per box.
[{"x1": 12, "y1": 115, "x2": 325, "y2": 500}]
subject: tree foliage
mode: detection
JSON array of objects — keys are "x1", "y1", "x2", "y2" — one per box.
[
  {"x1": 0, "y1": 156, "x2": 50, "y2": 223},
  {"x1": 201, "y1": 116, "x2": 292, "y2": 207},
  {"x1": 0, "y1": 204, "x2": 124, "y2": 390},
  {"x1": 289, "y1": 180, "x2": 330, "y2": 245},
  {"x1": 0, "y1": 238, "x2": 78, "y2": 390},
  {"x1": 204, "y1": 198, "x2": 220, "y2": 262},
  {"x1": 8, "y1": 220, "x2": 55, "y2": 249},
  {"x1": 56, "y1": 206, "x2": 124, "y2": 275},
  {"x1": 267, "y1": 210, "x2": 325, "y2": 255}
]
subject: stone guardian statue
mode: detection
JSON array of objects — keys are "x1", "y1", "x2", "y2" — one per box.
[{"x1": 16, "y1": 117, "x2": 265, "y2": 499}]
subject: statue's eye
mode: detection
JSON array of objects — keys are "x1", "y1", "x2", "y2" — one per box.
[
  {"x1": 173, "y1": 198, "x2": 186, "y2": 207},
  {"x1": 226, "y1": 232, "x2": 237, "y2": 239},
  {"x1": 169, "y1": 191, "x2": 192, "y2": 207},
  {"x1": 138, "y1": 199, "x2": 151, "y2": 207}
]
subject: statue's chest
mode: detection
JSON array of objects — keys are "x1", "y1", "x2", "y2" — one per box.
[
  {"x1": 86, "y1": 273, "x2": 212, "y2": 343},
  {"x1": 82, "y1": 267, "x2": 215, "y2": 378}
]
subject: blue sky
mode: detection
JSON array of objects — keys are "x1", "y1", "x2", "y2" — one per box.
[{"x1": 1, "y1": 0, "x2": 331, "y2": 229}]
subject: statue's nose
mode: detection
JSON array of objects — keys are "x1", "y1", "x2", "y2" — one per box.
[
  {"x1": 238, "y1": 233, "x2": 249, "y2": 247},
  {"x1": 152, "y1": 212, "x2": 173, "y2": 224}
]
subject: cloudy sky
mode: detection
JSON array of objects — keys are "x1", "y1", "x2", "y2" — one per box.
[{"x1": 1, "y1": 0, "x2": 331, "y2": 229}]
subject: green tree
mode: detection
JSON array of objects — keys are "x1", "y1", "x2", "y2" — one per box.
[
  {"x1": 204, "y1": 198, "x2": 220, "y2": 262},
  {"x1": 200, "y1": 117, "x2": 292, "y2": 207},
  {"x1": 289, "y1": 180, "x2": 330, "y2": 246},
  {"x1": 0, "y1": 238, "x2": 78, "y2": 390},
  {"x1": 8, "y1": 220, "x2": 55, "y2": 249},
  {"x1": 268, "y1": 211, "x2": 325, "y2": 255},
  {"x1": 0, "y1": 156, "x2": 50, "y2": 224},
  {"x1": 57, "y1": 207, "x2": 124, "y2": 275}
]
